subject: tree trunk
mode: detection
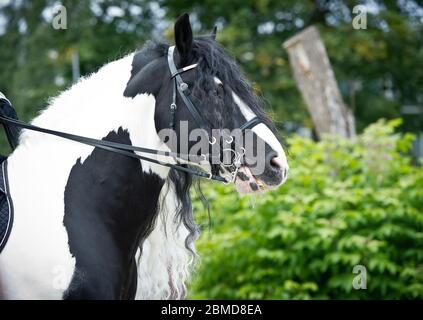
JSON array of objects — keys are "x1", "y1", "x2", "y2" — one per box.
[{"x1": 283, "y1": 26, "x2": 356, "y2": 139}]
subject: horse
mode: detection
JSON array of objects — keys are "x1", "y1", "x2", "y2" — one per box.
[{"x1": 0, "y1": 13, "x2": 289, "y2": 300}]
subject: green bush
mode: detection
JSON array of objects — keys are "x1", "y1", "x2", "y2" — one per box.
[{"x1": 189, "y1": 119, "x2": 423, "y2": 299}]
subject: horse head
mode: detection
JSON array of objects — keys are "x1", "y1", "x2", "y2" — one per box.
[{"x1": 125, "y1": 13, "x2": 289, "y2": 194}]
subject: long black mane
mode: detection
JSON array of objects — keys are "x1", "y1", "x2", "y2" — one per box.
[
  {"x1": 189, "y1": 37, "x2": 276, "y2": 131},
  {"x1": 137, "y1": 37, "x2": 276, "y2": 131}
]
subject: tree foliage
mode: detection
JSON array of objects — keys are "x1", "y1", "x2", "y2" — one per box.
[
  {"x1": 162, "y1": 0, "x2": 423, "y2": 134},
  {"x1": 190, "y1": 120, "x2": 423, "y2": 299},
  {"x1": 0, "y1": 0, "x2": 156, "y2": 121},
  {"x1": 0, "y1": 1, "x2": 421, "y2": 299},
  {"x1": 1, "y1": 0, "x2": 422, "y2": 139},
  {"x1": 0, "y1": 0, "x2": 160, "y2": 152}
]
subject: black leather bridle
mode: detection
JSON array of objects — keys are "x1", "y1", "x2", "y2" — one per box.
[
  {"x1": 166, "y1": 46, "x2": 263, "y2": 183},
  {"x1": 167, "y1": 46, "x2": 262, "y2": 133},
  {"x1": 0, "y1": 46, "x2": 263, "y2": 183}
]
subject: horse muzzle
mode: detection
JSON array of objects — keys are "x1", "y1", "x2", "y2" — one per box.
[{"x1": 234, "y1": 155, "x2": 289, "y2": 194}]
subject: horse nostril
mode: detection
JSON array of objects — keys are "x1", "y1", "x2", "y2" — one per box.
[{"x1": 270, "y1": 156, "x2": 284, "y2": 170}]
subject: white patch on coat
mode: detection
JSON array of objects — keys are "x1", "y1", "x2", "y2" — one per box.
[{"x1": 0, "y1": 53, "x2": 191, "y2": 299}]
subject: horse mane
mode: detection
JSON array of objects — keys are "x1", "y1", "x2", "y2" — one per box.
[
  {"x1": 190, "y1": 37, "x2": 276, "y2": 132},
  {"x1": 135, "y1": 37, "x2": 276, "y2": 131}
]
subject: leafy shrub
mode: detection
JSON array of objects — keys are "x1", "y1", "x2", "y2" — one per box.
[{"x1": 189, "y1": 119, "x2": 423, "y2": 299}]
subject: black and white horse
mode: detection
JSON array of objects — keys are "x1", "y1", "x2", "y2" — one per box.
[{"x1": 0, "y1": 14, "x2": 288, "y2": 299}]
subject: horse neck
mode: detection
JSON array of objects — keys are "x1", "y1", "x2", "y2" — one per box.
[
  {"x1": 8, "y1": 53, "x2": 196, "y2": 298},
  {"x1": 13, "y1": 56, "x2": 186, "y2": 298},
  {"x1": 20, "y1": 53, "x2": 170, "y2": 179}
]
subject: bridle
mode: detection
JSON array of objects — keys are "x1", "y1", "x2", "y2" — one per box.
[
  {"x1": 0, "y1": 46, "x2": 263, "y2": 184},
  {"x1": 166, "y1": 46, "x2": 262, "y2": 183},
  {"x1": 167, "y1": 46, "x2": 262, "y2": 134}
]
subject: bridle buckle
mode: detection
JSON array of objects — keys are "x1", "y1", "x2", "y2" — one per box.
[{"x1": 179, "y1": 82, "x2": 189, "y2": 92}]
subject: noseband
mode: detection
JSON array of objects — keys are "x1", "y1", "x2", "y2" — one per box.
[{"x1": 0, "y1": 46, "x2": 263, "y2": 184}]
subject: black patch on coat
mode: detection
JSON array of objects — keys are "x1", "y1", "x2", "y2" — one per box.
[
  {"x1": 63, "y1": 128, "x2": 164, "y2": 300},
  {"x1": 237, "y1": 171, "x2": 249, "y2": 182},
  {"x1": 249, "y1": 182, "x2": 259, "y2": 191},
  {"x1": 123, "y1": 42, "x2": 168, "y2": 98}
]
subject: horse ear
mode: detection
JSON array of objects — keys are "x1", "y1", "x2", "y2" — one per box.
[
  {"x1": 211, "y1": 26, "x2": 217, "y2": 40},
  {"x1": 174, "y1": 13, "x2": 193, "y2": 64}
]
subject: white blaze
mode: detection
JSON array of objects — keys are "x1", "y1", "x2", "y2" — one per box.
[
  {"x1": 232, "y1": 93, "x2": 282, "y2": 154},
  {"x1": 213, "y1": 76, "x2": 288, "y2": 168}
]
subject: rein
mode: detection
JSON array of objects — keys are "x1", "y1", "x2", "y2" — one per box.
[
  {"x1": 0, "y1": 114, "x2": 227, "y2": 182},
  {"x1": 0, "y1": 46, "x2": 263, "y2": 184}
]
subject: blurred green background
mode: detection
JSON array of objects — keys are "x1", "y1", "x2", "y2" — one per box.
[
  {"x1": 0, "y1": 0, "x2": 422, "y2": 299},
  {"x1": 191, "y1": 119, "x2": 423, "y2": 299}
]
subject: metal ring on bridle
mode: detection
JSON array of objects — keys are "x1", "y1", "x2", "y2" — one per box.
[
  {"x1": 225, "y1": 135, "x2": 234, "y2": 144},
  {"x1": 233, "y1": 157, "x2": 242, "y2": 168},
  {"x1": 223, "y1": 168, "x2": 239, "y2": 185},
  {"x1": 221, "y1": 148, "x2": 238, "y2": 168},
  {"x1": 179, "y1": 82, "x2": 188, "y2": 91}
]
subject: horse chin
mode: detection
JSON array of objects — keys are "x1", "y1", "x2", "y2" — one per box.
[{"x1": 235, "y1": 166, "x2": 268, "y2": 194}]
